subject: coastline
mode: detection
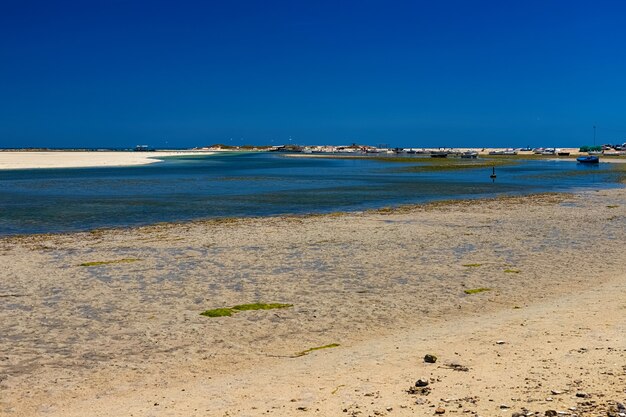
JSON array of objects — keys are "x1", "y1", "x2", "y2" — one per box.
[
  {"x1": 1, "y1": 189, "x2": 625, "y2": 416},
  {"x1": 0, "y1": 150, "x2": 215, "y2": 170},
  {"x1": 1, "y1": 149, "x2": 625, "y2": 171}
]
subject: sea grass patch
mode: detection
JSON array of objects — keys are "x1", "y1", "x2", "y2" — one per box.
[
  {"x1": 504, "y1": 269, "x2": 520, "y2": 273},
  {"x1": 200, "y1": 308, "x2": 234, "y2": 317},
  {"x1": 231, "y1": 302, "x2": 292, "y2": 311},
  {"x1": 200, "y1": 302, "x2": 292, "y2": 318},
  {"x1": 79, "y1": 258, "x2": 142, "y2": 267},
  {"x1": 464, "y1": 287, "x2": 491, "y2": 295},
  {"x1": 295, "y1": 343, "x2": 340, "y2": 357},
  {"x1": 462, "y1": 263, "x2": 482, "y2": 267}
]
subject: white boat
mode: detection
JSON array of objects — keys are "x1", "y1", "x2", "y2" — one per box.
[{"x1": 461, "y1": 151, "x2": 478, "y2": 159}]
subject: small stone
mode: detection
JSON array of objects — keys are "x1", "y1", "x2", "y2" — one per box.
[
  {"x1": 415, "y1": 379, "x2": 430, "y2": 387},
  {"x1": 386, "y1": 407, "x2": 393, "y2": 412},
  {"x1": 512, "y1": 412, "x2": 525, "y2": 417},
  {"x1": 546, "y1": 397, "x2": 554, "y2": 402},
  {"x1": 575, "y1": 392, "x2": 589, "y2": 398},
  {"x1": 545, "y1": 411, "x2": 557, "y2": 417},
  {"x1": 551, "y1": 390, "x2": 563, "y2": 395},
  {"x1": 297, "y1": 406, "x2": 308, "y2": 411},
  {"x1": 424, "y1": 354, "x2": 438, "y2": 363},
  {"x1": 496, "y1": 340, "x2": 506, "y2": 345},
  {"x1": 416, "y1": 398, "x2": 428, "y2": 405},
  {"x1": 435, "y1": 407, "x2": 446, "y2": 414},
  {"x1": 500, "y1": 404, "x2": 511, "y2": 409}
]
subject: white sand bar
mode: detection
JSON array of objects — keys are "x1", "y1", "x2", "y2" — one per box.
[{"x1": 0, "y1": 151, "x2": 214, "y2": 170}]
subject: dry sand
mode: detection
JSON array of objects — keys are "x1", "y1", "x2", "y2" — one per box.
[
  {"x1": 0, "y1": 151, "x2": 213, "y2": 170},
  {"x1": 1, "y1": 189, "x2": 625, "y2": 416}
]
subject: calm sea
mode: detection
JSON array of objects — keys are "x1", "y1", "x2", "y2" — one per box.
[{"x1": 0, "y1": 152, "x2": 622, "y2": 235}]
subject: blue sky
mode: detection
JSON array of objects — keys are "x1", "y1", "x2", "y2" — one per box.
[{"x1": 1, "y1": 0, "x2": 625, "y2": 149}]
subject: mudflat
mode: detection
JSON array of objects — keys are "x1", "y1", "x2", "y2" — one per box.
[{"x1": 1, "y1": 189, "x2": 625, "y2": 416}]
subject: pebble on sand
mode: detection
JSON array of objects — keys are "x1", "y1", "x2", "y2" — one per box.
[
  {"x1": 415, "y1": 379, "x2": 430, "y2": 387},
  {"x1": 424, "y1": 354, "x2": 438, "y2": 363}
]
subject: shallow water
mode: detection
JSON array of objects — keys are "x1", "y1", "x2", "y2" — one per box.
[{"x1": 0, "y1": 153, "x2": 621, "y2": 235}]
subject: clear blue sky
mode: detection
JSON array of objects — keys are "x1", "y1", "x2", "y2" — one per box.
[{"x1": 1, "y1": 0, "x2": 625, "y2": 149}]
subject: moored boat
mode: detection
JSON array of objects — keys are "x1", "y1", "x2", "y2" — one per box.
[
  {"x1": 430, "y1": 151, "x2": 448, "y2": 158},
  {"x1": 460, "y1": 151, "x2": 478, "y2": 159},
  {"x1": 576, "y1": 155, "x2": 599, "y2": 164}
]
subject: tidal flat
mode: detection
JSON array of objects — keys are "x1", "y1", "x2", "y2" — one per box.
[{"x1": 1, "y1": 189, "x2": 626, "y2": 416}]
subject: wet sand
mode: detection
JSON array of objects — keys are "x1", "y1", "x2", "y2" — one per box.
[
  {"x1": 0, "y1": 151, "x2": 213, "y2": 170},
  {"x1": 1, "y1": 189, "x2": 625, "y2": 416}
]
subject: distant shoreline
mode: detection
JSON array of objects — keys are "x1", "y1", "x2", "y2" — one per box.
[{"x1": 5, "y1": 147, "x2": 626, "y2": 170}]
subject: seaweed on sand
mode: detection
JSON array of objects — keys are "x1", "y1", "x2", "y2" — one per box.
[
  {"x1": 79, "y1": 258, "x2": 141, "y2": 267},
  {"x1": 464, "y1": 287, "x2": 491, "y2": 295},
  {"x1": 295, "y1": 343, "x2": 340, "y2": 357},
  {"x1": 200, "y1": 302, "x2": 293, "y2": 318}
]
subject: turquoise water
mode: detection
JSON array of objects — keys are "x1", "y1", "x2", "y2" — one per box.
[{"x1": 0, "y1": 153, "x2": 622, "y2": 235}]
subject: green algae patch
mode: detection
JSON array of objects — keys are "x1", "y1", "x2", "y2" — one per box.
[
  {"x1": 200, "y1": 308, "x2": 234, "y2": 317},
  {"x1": 79, "y1": 258, "x2": 141, "y2": 267},
  {"x1": 607, "y1": 205, "x2": 619, "y2": 208},
  {"x1": 200, "y1": 302, "x2": 293, "y2": 318},
  {"x1": 296, "y1": 343, "x2": 340, "y2": 357},
  {"x1": 464, "y1": 287, "x2": 491, "y2": 295},
  {"x1": 231, "y1": 302, "x2": 293, "y2": 311},
  {"x1": 504, "y1": 269, "x2": 520, "y2": 274},
  {"x1": 462, "y1": 263, "x2": 482, "y2": 267}
]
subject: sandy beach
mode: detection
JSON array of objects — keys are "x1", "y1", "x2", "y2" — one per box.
[
  {"x1": 1, "y1": 189, "x2": 625, "y2": 416},
  {"x1": 0, "y1": 151, "x2": 214, "y2": 170}
]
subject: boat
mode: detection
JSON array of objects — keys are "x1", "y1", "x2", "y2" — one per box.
[
  {"x1": 430, "y1": 151, "x2": 448, "y2": 158},
  {"x1": 489, "y1": 149, "x2": 517, "y2": 155},
  {"x1": 576, "y1": 155, "x2": 599, "y2": 164},
  {"x1": 460, "y1": 151, "x2": 478, "y2": 159}
]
